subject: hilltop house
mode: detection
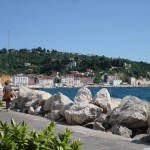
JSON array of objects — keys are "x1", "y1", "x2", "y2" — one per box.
[{"x1": 65, "y1": 60, "x2": 77, "y2": 70}]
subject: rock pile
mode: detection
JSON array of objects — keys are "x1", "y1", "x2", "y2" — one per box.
[{"x1": 12, "y1": 86, "x2": 150, "y2": 140}]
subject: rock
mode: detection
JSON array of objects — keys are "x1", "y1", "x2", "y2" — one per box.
[
  {"x1": 132, "y1": 134, "x2": 150, "y2": 144},
  {"x1": 133, "y1": 134, "x2": 148, "y2": 141},
  {"x1": 109, "y1": 96, "x2": 150, "y2": 129},
  {"x1": 46, "y1": 110, "x2": 62, "y2": 121},
  {"x1": 59, "y1": 103, "x2": 73, "y2": 117},
  {"x1": 36, "y1": 91, "x2": 52, "y2": 105},
  {"x1": 95, "y1": 113, "x2": 111, "y2": 130},
  {"x1": 43, "y1": 92, "x2": 73, "y2": 113},
  {"x1": 111, "y1": 97, "x2": 121, "y2": 110},
  {"x1": 34, "y1": 106, "x2": 42, "y2": 115},
  {"x1": 14, "y1": 86, "x2": 51, "y2": 111},
  {"x1": 138, "y1": 135, "x2": 150, "y2": 143},
  {"x1": 92, "y1": 88, "x2": 111, "y2": 113},
  {"x1": 74, "y1": 86, "x2": 92, "y2": 104},
  {"x1": 93, "y1": 122, "x2": 105, "y2": 131},
  {"x1": 110, "y1": 124, "x2": 132, "y2": 138},
  {"x1": 25, "y1": 100, "x2": 38, "y2": 108},
  {"x1": 84, "y1": 122, "x2": 94, "y2": 129},
  {"x1": 19, "y1": 86, "x2": 34, "y2": 97},
  {"x1": 17, "y1": 97, "x2": 34, "y2": 111},
  {"x1": 147, "y1": 127, "x2": 150, "y2": 136},
  {"x1": 28, "y1": 107, "x2": 35, "y2": 115},
  {"x1": 23, "y1": 107, "x2": 28, "y2": 113},
  {"x1": 95, "y1": 113, "x2": 107, "y2": 123},
  {"x1": 64, "y1": 103, "x2": 103, "y2": 125},
  {"x1": 103, "y1": 122, "x2": 111, "y2": 130},
  {"x1": 148, "y1": 114, "x2": 150, "y2": 126}
]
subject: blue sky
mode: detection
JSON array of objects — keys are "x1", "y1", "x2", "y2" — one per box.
[{"x1": 0, "y1": 0, "x2": 150, "y2": 63}]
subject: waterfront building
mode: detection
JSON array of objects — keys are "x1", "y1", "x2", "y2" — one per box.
[
  {"x1": 128, "y1": 77, "x2": 136, "y2": 85},
  {"x1": 12, "y1": 75, "x2": 29, "y2": 86},
  {"x1": 61, "y1": 76, "x2": 67, "y2": 86},
  {"x1": 60, "y1": 73, "x2": 93, "y2": 87},
  {"x1": 80, "y1": 77, "x2": 94, "y2": 86},
  {"x1": 128, "y1": 77, "x2": 150, "y2": 86},
  {"x1": 61, "y1": 74, "x2": 74, "y2": 87},
  {"x1": 74, "y1": 77, "x2": 83, "y2": 87},
  {"x1": 146, "y1": 79, "x2": 150, "y2": 85},
  {"x1": 38, "y1": 77, "x2": 54, "y2": 87},
  {"x1": 103, "y1": 73, "x2": 120, "y2": 83},
  {"x1": 136, "y1": 79, "x2": 142, "y2": 85},
  {"x1": 109, "y1": 80, "x2": 122, "y2": 86},
  {"x1": 12, "y1": 74, "x2": 37, "y2": 86},
  {"x1": 65, "y1": 74, "x2": 74, "y2": 87}
]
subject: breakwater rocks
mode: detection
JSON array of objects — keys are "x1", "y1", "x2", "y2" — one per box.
[{"x1": 11, "y1": 86, "x2": 150, "y2": 141}]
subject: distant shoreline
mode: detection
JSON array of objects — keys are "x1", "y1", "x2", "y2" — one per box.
[{"x1": 10, "y1": 84, "x2": 150, "y2": 91}]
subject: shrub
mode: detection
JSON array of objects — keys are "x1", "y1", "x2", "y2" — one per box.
[
  {"x1": 0, "y1": 119, "x2": 82, "y2": 150},
  {"x1": 0, "y1": 101, "x2": 3, "y2": 107}
]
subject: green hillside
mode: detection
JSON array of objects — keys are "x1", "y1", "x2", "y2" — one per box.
[{"x1": 0, "y1": 47, "x2": 150, "y2": 82}]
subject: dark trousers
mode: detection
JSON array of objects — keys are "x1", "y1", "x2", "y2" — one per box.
[{"x1": 5, "y1": 99, "x2": 11, "y2": 109}]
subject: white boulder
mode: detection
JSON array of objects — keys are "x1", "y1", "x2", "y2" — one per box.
[
  {"x1": 43, "y1": 92, "x2": 73, "y2": 113},
  {"x1": 64, "y1": 103, "x2": 103, "y2": 125},
  {"x1": 109, "y1": 96, "x2": 150, "y2": 129},
  {"x1": 111, "y1": 97, "x2": 121, "y2": 111},
  {"x1": 74, "y1": 86, "x2": 92, "y2": 104},
  {"x1": 14, "y1": 86, "x2": 51, "y2": 111},
  {"x1": 92, "y1": 88, "x2": 111, "y2": 113}
]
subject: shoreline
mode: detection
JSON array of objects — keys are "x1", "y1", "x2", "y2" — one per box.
[
  {"x1": 10, "y1": 84, "x2": 150, "y2": 91},
  {"x1": 30, "y1": 85, "x2": 150, "y2": 89}
]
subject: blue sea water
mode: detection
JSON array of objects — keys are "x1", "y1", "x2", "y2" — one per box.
[{"x1": 42, "y1": 87, "x2": 150, "y2": 102}]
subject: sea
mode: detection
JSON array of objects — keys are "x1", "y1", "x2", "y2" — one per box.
[{"x1": 42, "y1": 87, "x2": 150, "y2": 102}]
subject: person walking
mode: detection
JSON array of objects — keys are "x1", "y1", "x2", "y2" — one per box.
[{"x1": 3, "y1": 80, "x2": 13, "y2": 111}]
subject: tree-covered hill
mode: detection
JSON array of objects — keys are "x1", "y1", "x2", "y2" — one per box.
[{"x1": 0, "y1": 47, "x2": 150, "y2": 82}]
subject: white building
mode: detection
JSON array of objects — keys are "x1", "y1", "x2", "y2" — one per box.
[
  {"x1": 12, "y1": 75, "x2": 29, "y2": 86},
  {"x1": 66, "y1": 74, "x2": 74, "y2": 86},
  {"x1": 65, "y1": 61, "x2": 77, "y2": 70},
  {"x1": 74, "y1": 78, "x2": 83, "y2": 87},
  {"x1": 69, "y1": 60, "x2": 77, "y2": 67},
  {"x1": 128, "y1": 77, "x2": 136, "y2": 85},
  {"x1": 61, "y1": 77, "x2": 67, "y2": 86},
  {"x1": 61, "y1": 74, "x2": 74, "y2": 87},
  {"x1": 38, "y1": 77, "x2": 54, "y2": 87},
  {"x1": 129, "y1": 77, "x2": 150, "y2": 85},
  {"x1": 109, "y1": 80, "x2": 122, "y2": 86}
]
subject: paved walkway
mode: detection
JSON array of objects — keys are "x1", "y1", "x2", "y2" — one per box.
[{"x1": 0, "y1": 108, "x2": 150, "y2": 150}]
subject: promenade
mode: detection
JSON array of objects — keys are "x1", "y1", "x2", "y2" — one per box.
[{"x1": 0, "y1": 108, "x2": 150, "y2": 150}]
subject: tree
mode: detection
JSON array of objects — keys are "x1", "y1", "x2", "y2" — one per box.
[
  {"x1": 0, "y1": 48, "x2": 7, "y2": 54},
  {"x1": 94, "y1": 73, "x2": 101, "y2": 84}
]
